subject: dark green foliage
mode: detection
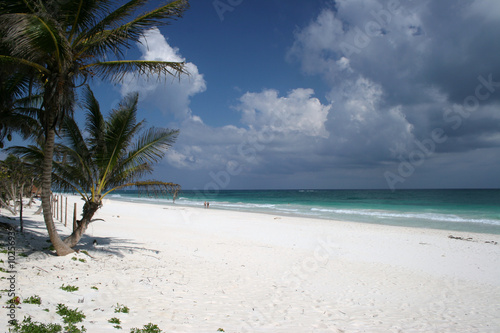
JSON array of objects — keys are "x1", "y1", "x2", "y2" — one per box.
[
  {"x1": 55, "y1": 303, "x2": 86, "y2": 324},
  {"x1": 8, "y1": 316, "x2": 62, "y2": 333},
  {"x1": 108, "y1": 317, "x2": 122, "y2": 329},
  {"x1": 60, "y1": 284, "x2": 79, "y2": 292},
  {"x1": 24, "y1": 295, "x2": 41, "y2": 305},
  {"x1": 130, "y1": 323, "x2": 163, "y2": 333},
  {"x1": 114, "y1": 304, "x2": 129, "y2": 313}
]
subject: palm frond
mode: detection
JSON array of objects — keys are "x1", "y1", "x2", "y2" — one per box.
[
  {"x1": 98, "y1": 92, "x2": 142, "y2": 188},
  {"x1": 74, "y1": 0, "x2": 188, "y2": 59},
  {"x1": 105, "y1": 162, "x2": 152, "y2": 189},
  {"x1": 81, "y1": 85, "x2": 105, "y2": 152},
  {"x1": 122, "y1": 127, "x2": 179, "y2": 170},
  {"x1": 5, "y1": 144, "x2": 44, "y2": 162},
  {"x1": 72, "y1": 0, "x2": 147, "y2": 48},
  {"x1": 0, "y1": 55, "x2": 50, "y2": 74},
  {"x1": 65, "y1": 0, "x2": 113, "y2": 44},
  {"x1": 81, "y1": 60, "x2": 187, "y2": 82},
  {"x1": 102, "y1": 180, "x2": 180, "y2": 200}
]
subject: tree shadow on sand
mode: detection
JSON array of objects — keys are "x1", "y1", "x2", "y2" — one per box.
[{"x1": 0, "y1": 213, "x2": 160, "y2": 258}]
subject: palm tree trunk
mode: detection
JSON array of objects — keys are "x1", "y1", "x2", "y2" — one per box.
[
  {"x1": 63, "y1": 201, "x2": 100, "y2": 248},
  {"x1": 0, "y1": 198, "x2": 16, "y2": 215},
  {"x1": 19, "y1": 185, "x2": 23, "y2": 232},
  {"x1": 41, "y1": 126, "x2": 73, "y2": 256}
]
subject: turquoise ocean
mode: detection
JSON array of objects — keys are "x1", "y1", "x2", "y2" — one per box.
[{"x1": 110, "y1": 189, "x2": 500, "y2": 235}]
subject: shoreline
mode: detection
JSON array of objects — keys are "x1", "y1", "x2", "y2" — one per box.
[
  {"x1": 109, "y1": 195, "x2": 500, "y2": 236},
  {"x1": 1, "y1": 196, "x2": 499, "y2": 331}
]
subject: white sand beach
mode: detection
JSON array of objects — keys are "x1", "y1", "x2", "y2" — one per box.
[{"x1": 1, "y1": 196, "x2": 500, "y2": 332}]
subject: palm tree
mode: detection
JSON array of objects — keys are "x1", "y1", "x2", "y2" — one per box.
[
  {"x1": 0, "y1": 154, "x2": 36, "y2": 223},
  {"x1": 0, "y1": 0, "x2": 189, "y2": 255},
  {"x1": 0, "y1": 70, "x2": 41, "y2": 148},
  {"x1": 12, "y1": 86, "x2": 180, "y2": 248}
]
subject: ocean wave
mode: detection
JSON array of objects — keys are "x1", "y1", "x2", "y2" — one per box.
[{"x1": 310, "y1": 208, "x2": 500, "y2": 226}]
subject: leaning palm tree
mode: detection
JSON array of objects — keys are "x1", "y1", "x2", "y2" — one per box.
[
  {"x1": 0, "y1": 0, "x2": 189, "y2": 255},
  {"x1": 12, "y1": 86, "x2": 180, "y2": 248}
]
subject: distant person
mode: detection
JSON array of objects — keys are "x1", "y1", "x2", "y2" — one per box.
[{"x1": 207, "y1": 202, "x2": 209, "y2": 209}]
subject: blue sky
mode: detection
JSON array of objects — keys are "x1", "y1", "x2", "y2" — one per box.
[
  {"x1": 77, "y1": 0, "x2": 500, "y2": 191},
  {"x1": 5, "y1": 0, "x2": 500, "y2": 191}
]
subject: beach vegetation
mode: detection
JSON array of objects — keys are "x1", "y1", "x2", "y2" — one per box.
[
  {"x1": 0, "y1": 0, "x2": 190, "y2": 256},
  {"x1": 115, "y1": 303, "x2": 130, "y2": 313},
  {"x1": 56, "y1": 303, "x2": 86, "y2": 332},
  {"x1": 130, "y1": 323, "x2": 163, "y2": 333},
  {"x1": 7, "y1": 296, "x2": 21, "y2": 305},
  {"x1": 8, "y1": 316, "x2": 62, "y2": 333},
  {"x1": 108, "y1": 317, "x2": 122, "y2": 329},
  {"x1": 71, "y1": 256, "x2": 86, "y2": 263},
  {"x1": 64, "y1": 323, "x2": 87, "y2": 333},
  {"x1": 60, "y1": 284, "x2": 79, "y2": 292},
  {"x1": 0, "y1": 154, "x2": 40, "y2": 229},
  {"x1": 24, "y1": 295, "x2": 41, "y2": 305}
]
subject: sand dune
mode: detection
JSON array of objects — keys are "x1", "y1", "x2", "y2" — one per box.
[{"x1": 1, "y1": 196, "x2": 499, "y2": 332}]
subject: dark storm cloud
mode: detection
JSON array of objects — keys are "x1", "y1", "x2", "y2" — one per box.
[{"x1": 288, "y1": 0, "x2": 500, "y2": 163}]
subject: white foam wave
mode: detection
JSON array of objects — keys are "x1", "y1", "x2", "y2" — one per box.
[{"x1": 310, "y1": 208, "x2": 500, "y2": 226}]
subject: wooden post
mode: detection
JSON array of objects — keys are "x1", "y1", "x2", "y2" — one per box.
[
  {"x1": 56, "y1": 196, "x2": 59, "y2": 221},
  {"x1": 60, "y1": 195, "x2": 63, "y2": 222},
  {"x1": 19, "y1": 192, "x2": 23, "y2": 232},
  {"x1": 65, "y1": 197, "x2": 68, "y2": 227},
  {"x1": 73, "y1": 203, "x2": 77, "y2": 231}
]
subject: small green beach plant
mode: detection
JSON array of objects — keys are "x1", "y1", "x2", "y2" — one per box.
[
  {"x1": 114, "y1": 304, "x2": 129, "y2": 313},
  {"x1": 56, "y1": 304, "x2": 86, "y2": 323},
  {"x1": 8, "y1": 316, "x2": 62, "y2": 333},
  {"x1": 108, "y1": 317, "x2": 122, "y2": 329},
  {"x1": 24, "y1": 295, "x2": 41, "y2": 305},
  {"x1": 7, "y1": 296, "x2": 21, "y2": 305},
  {"x1": 130, "y1": 323, "x2": 163, "y2": 333},
  {"x1": 60, "y1": 284, "x2": 79, "y2": 292}
]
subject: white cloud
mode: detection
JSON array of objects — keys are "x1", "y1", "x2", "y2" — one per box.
[
  {"x1": 120, "y1": 28, "x2": 206, "y2": 119},
  {"x1": 325, "y1": 77, "x2": 414, "y2": 161},
  {"x1": 237, "y1": 88, "x2": 330, "y2": 138},
  {"x1": 467, "y1": 0, "x2": 500, "y2": 21},
  {"x1": 163, "y1": 88, "x2": 332, "y2": 173}
]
